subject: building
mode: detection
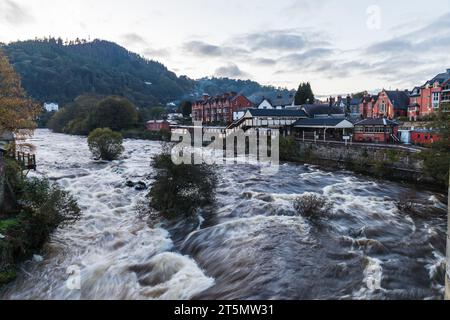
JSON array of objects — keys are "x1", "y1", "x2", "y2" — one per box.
[
  {"x1": 353, "y1": 118, "x2": 399, "y2": 143},
  {"x1": 372, "y1": 90, "x2": 409, "y2": 119},
  {"x1": 410, "y1": 129, "x2": 441, "y2": 145},
  {"x1": 359, "y1": 93, "x2": 379, "y2": 119},
  {"x1": 228, "y1": 109, "x2": 308, "y2": 134},
  {"x1": 292, "y1": 118, "x2": 354, "y2": 142},
  {"x1": 256, "y1": 93, "x2": 296, "y2": 110},
  {"x1": 166, "y1": 113, "x2": 183, "y2": 121},
  {"x1": 334, "y1": 96, "x2": 363, "y2": 118},
  {"x1": 146, "y1": 120, "x2": 171, "y2": 132},
  {"x1": 43, "y1": 102, "x2": 59, "y2": 112},
  {"x1": 408, "y1": 68, "x2": 450, "y2": 120},
  {"x1": 192, "y1": 92, "x2": 253, "y2": 124},
  {"x1": 301, "y1": 104, "x2": 345, "y2": 118},
  {"x1": 408, "y1": 87, "x2": 421, "y2": 121}
]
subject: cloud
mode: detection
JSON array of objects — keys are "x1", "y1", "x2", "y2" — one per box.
[
  {"x1": 0, "y1": 0, "x2": 34, "y2": 26},
  {"x1": 183, "y1": 40, "x2": 223, "y2": 57},
  {"x1": 143, "y1": 47, "x2": 170, "y2": 58},
  {"x1": 233, "y1": 29, "x2": 326, "y2": 51},
  {"x1": 280, "y1": 48, "x2": 334, "y2": 65},
  {"x1": 214, "y1": 63, "x2": 249, "y2": 78},
  {"x1": 120, "y1": 33, "x2": 148, "y2": 46},
  {"x1": 252, "y1": 57, "x2": 277, "y2": 66}
]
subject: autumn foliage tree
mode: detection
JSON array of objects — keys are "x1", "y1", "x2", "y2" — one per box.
[{"x1": 0, "y1": 49, "x2": 41, "y2": 137}]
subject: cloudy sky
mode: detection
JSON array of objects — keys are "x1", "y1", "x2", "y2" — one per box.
[{"x1": 1, "y1": 0, "x2": 450, "y2": 96}]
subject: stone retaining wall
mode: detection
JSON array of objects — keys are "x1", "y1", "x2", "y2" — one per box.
[{"x1": 292, "y1": 141, "x2": 439, "y2": 186}]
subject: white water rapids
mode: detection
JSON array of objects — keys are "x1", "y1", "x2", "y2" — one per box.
[{"x1": 0, "y1": 129, "x2": 447, "y2": 300}]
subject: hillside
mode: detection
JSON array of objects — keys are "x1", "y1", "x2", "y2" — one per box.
[
  {"x1": 2, "y1": 39, "x2": 194, "y2": 107},
  {"x1": 2, "y1": 39, "x2": 290, "y2": 107}
]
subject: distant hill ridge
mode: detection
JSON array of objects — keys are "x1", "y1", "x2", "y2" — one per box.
[{"x1": 2, "y1": 39, "x2": 288, "y2": 108}]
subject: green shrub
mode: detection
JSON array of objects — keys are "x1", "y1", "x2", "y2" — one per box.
[
  {"x1": 147, "y1": 148, "x2": 218, "y2": 219},
  {"x1": 279, "y1": 136, "x2": 300, "y2": 161},
  {"x1": 0, "y1": 177, "x2": 81, "y2": 286},
  {"x1": 88, "y1": 128, "x2": 124, "y2": 161},
  {"x1": 293, "y1": 194, "x2": 333, "y2": 220}
]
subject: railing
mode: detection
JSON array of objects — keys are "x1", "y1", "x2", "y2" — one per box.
[{"x1": 14, "y1": 151, "x2": 36, "y2": 171}]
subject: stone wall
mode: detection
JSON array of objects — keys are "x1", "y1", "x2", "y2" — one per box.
[{"x1": 292, "y1": 140, "x2": 439, "y2": 186}]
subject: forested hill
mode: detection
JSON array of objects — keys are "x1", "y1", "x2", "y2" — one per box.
[
  {"x1": 2, "y1": 39, "x2": 195, "y2": 107},
  {"x1": 2, "y1": 39, "x2": 289, "y2": 107}
]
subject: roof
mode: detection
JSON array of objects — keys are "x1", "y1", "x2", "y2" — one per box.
[
  {"x1": 147, "y1": 120, "x2": 169, "y2": 124},
  {"x1": 354, "y1": 118, "x2": 399, "y2": 126},
  {"x1": 262, "y1": 95, "x2": 294, "y2": 107},
  {"x1": 302, "y1": 104, "x2": 344, "y2": 117},
  {"x1": 293, "y1": 118, "x2": 354, "y2": 128},
  {"x1": 246, "y1": 109, "x2": 307, "y2": 118},
  {"x1": 362, "y1": 94, "x2": 379, "y2": 103},
  {"x1": 248, "y1": 91, "x2": 296, "y2": 105},
  {"x1": 384, "y1": 91, "x2": 410, "y2": 110},
  {"x1": 425, "y1": 69, "x2": 450, "y2": 86}
]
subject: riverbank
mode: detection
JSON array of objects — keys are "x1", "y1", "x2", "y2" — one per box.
[
  {"x1": 0, "y1": 158, "x2": 80, "y2": 288},
  {"x1": 1, "y1": 130, "x2": 447, "y2": 299},
  {"x1": 281, "y1": 138, "x2": 447, "y2": 193}
]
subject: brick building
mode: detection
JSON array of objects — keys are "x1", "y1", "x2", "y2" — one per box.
[
  {"x1": 353, "y1": 118, "x2": 399, "y2": 143},
  {"x1": 146, "y1": 120, "x2": 171, "y2": 132},
  {"x1": 408, "y1": 68, "x2": 450, "y2": 120},
  {"x1": 372, "y1": 90, "x2": 409, "y2": 119},
  {"x1": 192, "y1": 92, "x2": 253, "y2": 124},
  {"x1": 359, "y1": 93, "x2": 379, "y2": 119}
]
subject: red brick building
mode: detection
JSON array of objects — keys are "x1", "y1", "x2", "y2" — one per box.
[
  {"x1": 147, "y1": 120, "x2": 171, "y2": 132},
  {"x1": 408, "y1": 68, "x2": 450, "y2": 120},
  {"x1": 372, "y1": 90, "x2": 409, "y2": 119},
  {"x1": 192, "y1": 92, "x2": 253, "y2": 124},
  {"x1": 359, "y1": 93, "x2": 378, "y2": 118},
  {"x1": 353, "y1": 118, "x2": 399, "y2": 143},
  {"x1": 410, "y1": 130, "x2": 441, "y2": 145}
]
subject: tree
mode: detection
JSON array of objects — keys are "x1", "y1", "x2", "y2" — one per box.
[
  {"x1": 87, "y1": 128, "x2": 124, "y2": 161},
  {"x1": 89, "y1": 96, "x2": 138, "y2": 131},
  {"x1": 179, "y1": 101, "x2": 192, "y2": 118},
  {"x1": 0, "y1": 49, "x2": 40, "y2": 137},
  {"x1": 148, "y1": 106, "x2": 166, "y2": 120},
  {"x1": 419, "y1": 109, "x2": 450, "y2": 187},
  {"x1": 305, "y1": 82, "x2": 315, "y2": 104},
  {"x1": 295, "y1": 82, "x2": 315, "y2": 105},
  {"x1": 147, "y1": 147, "x2": 218, "y2": 219}
]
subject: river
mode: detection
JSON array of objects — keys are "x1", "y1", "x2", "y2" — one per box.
[{"x1": 0, "y1": 129, "x2": 447, "y2": 300}]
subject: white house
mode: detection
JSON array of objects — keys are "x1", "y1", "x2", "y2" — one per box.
[{"x1": 44, "y1": 102, "x2": 59, "y2": 112}]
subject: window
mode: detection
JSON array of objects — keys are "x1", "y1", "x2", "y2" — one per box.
[
  {"x1": 432, "y1": 92, "x2": 440, "y2": 109},
  {"x1": 380, "y1": 101, "x2": 386, "y2": 113}
]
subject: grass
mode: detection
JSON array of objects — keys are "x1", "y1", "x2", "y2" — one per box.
[{"x1": 0, "y1": 218, "x2": 19, "y2": 233}]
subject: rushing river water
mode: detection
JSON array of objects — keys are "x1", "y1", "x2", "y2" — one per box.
[{"x1": 1, "y1": 129, "x2": 447, "y2": 300}]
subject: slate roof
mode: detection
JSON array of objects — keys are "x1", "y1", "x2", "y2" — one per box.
[
  {"x1": 249, "y1": 91, "x2": 296, "y2": 106},
  {"x1": 292, "y1": 118, "x2": 354, "y2": 128},
  {"x1": 354, "y1": 118, "x2": 399, "y2": 126},
  {"x1": 302, "y1": 104, "x2": 344, "y2": 117},
  {"x1": 247, "y1": 109, "x2": 307, "y2": 118},
  {"x1": 425, "y1": 69, "x2": 450, "y2": 86},
  {"x1": 384, "y1": 91, "x2": 410, "y2": 111}
]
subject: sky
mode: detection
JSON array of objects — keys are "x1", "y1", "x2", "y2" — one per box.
[{"x1": 1, "y1": 0, "x2": 450, "y2": 97}]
